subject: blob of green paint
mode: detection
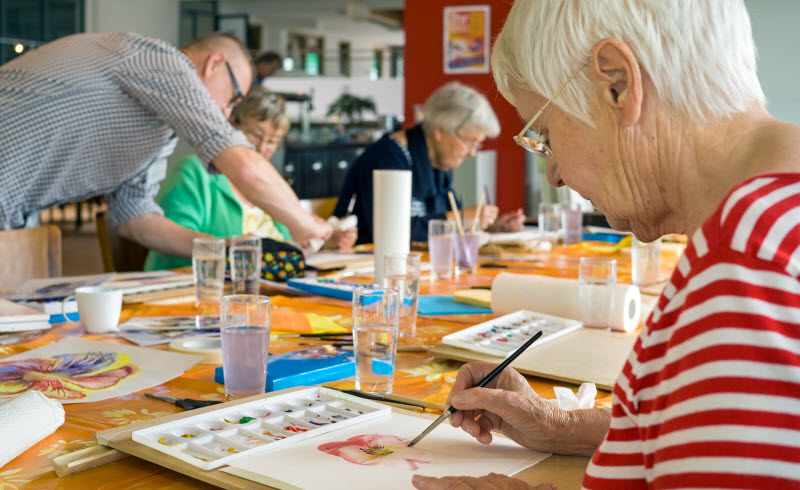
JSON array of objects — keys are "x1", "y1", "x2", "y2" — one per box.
[{"x1": 239, "y1": 416, "x2": 256, "y2": 424}]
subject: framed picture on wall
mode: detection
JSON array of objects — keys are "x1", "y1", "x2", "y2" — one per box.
[{"x1": 443, "y1": 5, "x2": 490, "y2": 74}]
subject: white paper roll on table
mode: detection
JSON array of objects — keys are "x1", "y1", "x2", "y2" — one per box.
[
  {"x1": 491, "y1": 273, "x2": 642, "y2": 332},
  {"x1": 0, "y1": 390, "x2": 65, "y2": 467},
  {"x1": 169, "y1": 337, "x2": 223, "y2": 364},
  {"x1": 373, "y1": 170, "x2": 412, "y2": 283}
]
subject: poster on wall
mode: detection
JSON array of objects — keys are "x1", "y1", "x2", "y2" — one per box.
[{"x1": 443, "y1": 5, "x2": 491, "y2": 74}]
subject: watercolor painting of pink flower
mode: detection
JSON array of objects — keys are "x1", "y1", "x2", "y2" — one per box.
[
  {"x1": 0, "y1": 352, "x2": 140, "y2": 400},
  {"x1": 318, "y1": 434, "x2": 433, "y2": 470}
]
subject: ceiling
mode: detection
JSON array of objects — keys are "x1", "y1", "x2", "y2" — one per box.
[{"x1": 220, "y1": 0, "x2": 404, "y2": 28}]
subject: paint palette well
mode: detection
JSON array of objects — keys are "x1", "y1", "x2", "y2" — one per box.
[
  {"x1": 441, "y1": 310, "x2": 583, "y2": 358},
  {"x1": 132, "y1": 387, "x2": 390, "y2": 470}
]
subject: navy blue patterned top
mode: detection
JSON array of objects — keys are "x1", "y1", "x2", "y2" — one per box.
[{"x1": 333, "y1": 124, "x2": 457, "y2": 244}]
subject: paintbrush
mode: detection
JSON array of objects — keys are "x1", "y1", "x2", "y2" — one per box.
[
  {"x1": 471, "y1": 191, "x2": 485, "y2": 234},
  {"x1": 406, "y1": 330, "x2": 544, "y2": 447}
]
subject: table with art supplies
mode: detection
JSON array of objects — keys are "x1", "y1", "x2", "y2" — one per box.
[{"x1": 0, "y1": 236, "x2": 684, "y2": 489}]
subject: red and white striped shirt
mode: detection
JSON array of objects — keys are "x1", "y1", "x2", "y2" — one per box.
[{"x1": 584, "y1": 174, "x2": 800, "y2": 489}]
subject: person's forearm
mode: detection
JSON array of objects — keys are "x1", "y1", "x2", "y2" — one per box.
[
  {"x1": 118, "y1": 213, "x2": 210, "y2": 258},
  {"x1": 555, "y1": 406, "x2": 611, "y2": 456},
  {"x1": 214, "y1": 147, "x2": 311, "y2": 232}
]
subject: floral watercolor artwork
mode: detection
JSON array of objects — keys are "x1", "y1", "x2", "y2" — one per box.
[
  {"x1": 0, "y1": 352, "x2": 140, "y2": 401},
  {"x1": 318, "y1": 434, "x2": 433, "y2": 471},
  {"x1": 0, "y1": 338, "x2": 202, "y2": 404}
]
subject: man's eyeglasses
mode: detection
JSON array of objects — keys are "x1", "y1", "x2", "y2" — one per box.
[
  {"x1": 513, "y1": 63, "x2": 587, "y2": 159},
  {"x1": 225, "y1": 61, "x2": 244, "y2": 107}
]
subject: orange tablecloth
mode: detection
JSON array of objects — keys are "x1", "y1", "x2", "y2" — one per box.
[{"x1": 0, "y1": 242, "x2": 682, "y2": 489}]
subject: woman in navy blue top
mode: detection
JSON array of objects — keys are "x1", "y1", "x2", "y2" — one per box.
[{"x1": 333, "y1": 82, "x2": 526, "y2": 244}]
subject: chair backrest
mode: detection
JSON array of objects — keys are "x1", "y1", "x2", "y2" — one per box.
[
  {"x1": 0, "y1": 226, "x2": 62, "y2": 287},
  {"x1": 299, "y1": 197, "x2": 338, "y2": 219},
  {"x1": 96, "y1": 211, "x2": 149, "y2": 272}
]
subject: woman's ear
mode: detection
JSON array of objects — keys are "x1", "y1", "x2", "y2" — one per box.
[
  {"x1": 589, "y1": 37, "x2": 643, "y2": 127},
  {"x1": 431, "y1": 125, "x2": 444, "y2": 142}
]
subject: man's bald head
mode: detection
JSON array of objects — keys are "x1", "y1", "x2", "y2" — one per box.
[{"x1": 182, "y1": 32, "x2": 252, "y2": 66}]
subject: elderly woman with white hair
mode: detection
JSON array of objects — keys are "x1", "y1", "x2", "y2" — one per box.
[
  {"x1": 413, "y1": 1, "x2": 800, "y2": 489},
  {"x1": 332, "y1": 82, "x2": 525, "y2": 245}
]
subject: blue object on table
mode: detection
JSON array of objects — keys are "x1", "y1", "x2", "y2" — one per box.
[
  {"x1": 286, "y1": 278, "x2": 379, "y2": 301},
  {"x1": 417, "y1": 295, "x2": 492, "y2": 316},
  {"x1": 49, "y1": 312, "x2": 79, "y2": 324},
  {"x1": 214, "y1": 346, "x2": 355, "y2": 392},
  {"x1": 582, "y1": 232, "x2": 625, "y2": 243}
]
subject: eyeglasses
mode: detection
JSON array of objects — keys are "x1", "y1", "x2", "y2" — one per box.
[
  {"x1": 225, "y1": 61, "x2": 244, "y2": 107},
  {"x1": 451, "y1": 107, "x2": 483, "y2": 152},
  {"x1": 514, "y1": 62, "x2": 587, "y2": 158},
  {"x1": 242, "y1": 126, "x2": 282, "y2": 149}
]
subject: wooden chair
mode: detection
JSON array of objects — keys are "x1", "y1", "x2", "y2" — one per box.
[
  {"x1": 96, "y1": 211, "x2": 149, "y2": 272},
  {"x1": 0, "y1": 226, "x2": 62, "y2": 287},
  {"x1": 299, "y1": 197, "x2": 338, "y2": 219}
]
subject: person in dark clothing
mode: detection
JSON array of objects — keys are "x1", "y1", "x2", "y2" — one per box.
[{"x1": 333, "y1": 82, "x2": 526, "y2": 244}]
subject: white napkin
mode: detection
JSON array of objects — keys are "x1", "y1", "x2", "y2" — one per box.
[
  {"x1": 0, "y1": 391, "x2": 65, "y2": 467},
  {"x1": 551, "y1": 383, "x2": 597, "y2": 411}
]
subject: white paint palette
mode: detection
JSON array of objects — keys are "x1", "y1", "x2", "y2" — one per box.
[
  {"x1": 441, "y1": 310, "x2": 583, "y2": 358},
  {"x1": 132, "y1": 387, "x2": 390, "y2": 470}
]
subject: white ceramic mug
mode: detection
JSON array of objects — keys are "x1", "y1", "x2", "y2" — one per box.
[{"x1": 61, "y1": 286, "x2": 123, "y2": 333}]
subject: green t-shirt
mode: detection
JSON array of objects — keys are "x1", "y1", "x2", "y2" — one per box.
[{"x1": 144, "y1": 156, "x2": 291, "y2": 270}]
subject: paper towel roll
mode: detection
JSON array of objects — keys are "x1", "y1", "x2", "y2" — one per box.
[
  {"x1": 491, "y1": 273, "x2": 642, "y2": 332},
  {"x1": 373, "y1": 170, "x2": 412, "y2": 283},
  {"x1": 0, "y1": 390, "x2": 65, "y2": 467}
]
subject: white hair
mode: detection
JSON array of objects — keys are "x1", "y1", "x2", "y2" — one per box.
[
  {"x1": 422, "y1": 82, "x2": 501, "y2": 137},
  {"x1": 492, "y1": 0, "x2": 766, "y2": 125}
]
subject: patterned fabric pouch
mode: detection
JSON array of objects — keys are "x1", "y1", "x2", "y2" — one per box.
[{"x1": 259, "y1": 238, "x2": 305, "y2": 282}]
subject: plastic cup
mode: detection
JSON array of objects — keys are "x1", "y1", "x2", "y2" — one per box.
[
  {"x1": 561, "y1": 202, "x2": 583, "y2": 244},
  {"x1": 221, "y1": 295, "x2": 270, "y2": 399},
  {"x1": 352, "y1": 288, "x2": 399, "y2": 393},
  {"x1": 538, "y1": 202, "x2": 561, "y2": 245},
  {"x1": 192, "y1": 237, "x2": 225, "y2": 308},
  {"x1": 383, "y1": 253, "x2": 421, "y2": 338},
  {"x1": 428, "y1": 219, "x2": 455, "y2": 280},
  {"x1": 631, "y1": 237, "x2": 662, "y2": 286},
  {"x1": 578, "y1": 257, "x2": 617, "y2": 329},
  {"x1": 230, "y1": 236, "x2": 262, "y2": 295}
]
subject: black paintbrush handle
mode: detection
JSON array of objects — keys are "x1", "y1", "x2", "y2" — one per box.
[{"x1": 449, "y1": 330, "x2": 543, "y2": 415}]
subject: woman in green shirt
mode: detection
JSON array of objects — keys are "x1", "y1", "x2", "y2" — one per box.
[{"x1": 145, "y1": 87, "x2": 356, "y2": 270}]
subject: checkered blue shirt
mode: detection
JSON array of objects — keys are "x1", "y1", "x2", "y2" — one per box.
[{"x1": 0, "y1": 32, "x2": 251, "y2": 229}]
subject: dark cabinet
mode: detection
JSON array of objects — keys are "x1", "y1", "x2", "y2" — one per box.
[{"x1": 282, "y1": 143, "x2": 368, "y2": 199}]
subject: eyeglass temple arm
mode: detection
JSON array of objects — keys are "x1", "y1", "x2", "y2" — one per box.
[{"x1": 515, "y1": 62, "x2": 587, "y2": 139}]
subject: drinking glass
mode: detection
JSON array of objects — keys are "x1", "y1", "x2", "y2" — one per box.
[
  {"x1": 428, "y1": 219, "x2": 455, "y2": 280},
  {"x1": 352, "y1": 288, "x2": 399, "y2": 393},
  {"x1": 632, "y1": 237, "x2": 662, "y2": 286},
  {"x1": 561, "y1": 202, "x2": 583, "y2": 244},
  {"x1": 220, "y1": 295, "x2": 270, "y2": 399},
  {"x1": 192, "y1": 237, "x2": 225, "y2": 308},
  {"x1": 538, "y1": 202, "x2": 561, "y2": 245},
  {"x1": 383, "y1": 253, "x2": 421, "y2": 338},
  {"x1": 454, "y1": 218, "x2": 480, "y2": 274},
  {"x1": 578, "y1": 257, "x2": 617, "y2": 329},
  {"x1": 230, "y1": 236, "x2": 262, "y2": 294}
]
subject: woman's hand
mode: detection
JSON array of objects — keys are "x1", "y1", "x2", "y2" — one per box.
[
  {"x1": 487, "y1": 209, "x2": 526, "y2": 233},
  {"x1": 444, "y1": 362, "x2": 610, "y2": 456},
  {"x1": 323, "y1": 227, "x2": 357, "y2": 250},
  {"x1": 412, "y1": 473, "x2": 553, "y2": 490}
]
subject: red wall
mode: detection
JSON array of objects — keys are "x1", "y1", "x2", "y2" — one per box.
[{"x1": 404, "y1": 0, "x2": 525, "y2": 211}]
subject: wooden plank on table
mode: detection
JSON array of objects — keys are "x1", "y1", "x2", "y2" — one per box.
[{"x1": 428, "y1": 328, "x2": 637, "y2": 391}]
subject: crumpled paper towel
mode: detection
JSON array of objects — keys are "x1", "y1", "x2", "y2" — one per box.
[
  {"x1": 0, "y1": 391, "x2": 65, "y2": 467},
  {"x1": 306, "y1": 215, "x2": 360, "y2": 254},
  {"x1": 551, "y1": 383, "x2": 597, "y2": 410}
]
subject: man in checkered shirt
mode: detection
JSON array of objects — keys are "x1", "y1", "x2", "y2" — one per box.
[{"x1": 0, "y1": 32, "x2": 331, "y2": 256}]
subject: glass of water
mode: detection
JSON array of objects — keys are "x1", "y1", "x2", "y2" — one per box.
[
  {"x1": 561, "y1": 202, "x2": 584, "y2": 244},
  {"x1": 578, "y1": 257, "x2": 617, "y2": 329},
  {"x1": 631, "y1": 237, "x2": 662, "y2": 286},
  {"x1": 383, "y1": 253, "x2": 421, "y2": 338},
  {"x1": 538, "y1": 202, "x2": 561, "y2": 245},
  {"x1": 230, "y1": 236, "x2": 262, "y2": 295},
  {"x1": 220, "y1": 295, "x2": 270, "y2": 399},
  {"x1": 192, "y1": 237, "x2": 225, "y2": 308},
  {"x1": 352, "y1": 288, "x2": 400, "y2": 393},
  {"x1": 428, "y1": 219, "x2": 455, "y2": 280}
]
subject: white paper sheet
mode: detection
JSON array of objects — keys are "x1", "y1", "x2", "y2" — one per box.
[
  {"x1": 0, "y1": 337, "x2": 202, "y2": 403},
  {"x1": 223, "y1": 411, "x2": 550, "y2": 490}
]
